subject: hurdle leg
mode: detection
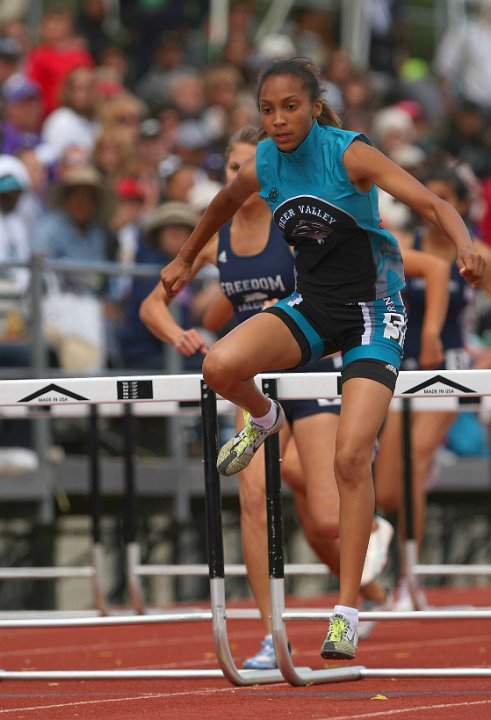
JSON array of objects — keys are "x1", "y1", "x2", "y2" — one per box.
[
  {"x1": 263, "y1": 378, "x2": 365, "y2": 685},
  {"x1": 88, "y1": 406, "x2": 108, "y2": 615},
  {"x1": 401, "y1": 398, "x2": 424, "y2": 610},
  {"x1": 122, "y1": 404, "x2": 145, "y2": 613},
  {"x1": 200, "y1": 381, "x2": 288, "y2": 685}
]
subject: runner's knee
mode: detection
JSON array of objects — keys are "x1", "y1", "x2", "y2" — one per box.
[
  {"x1": 335, "y1": 444, "x2": 373, "y2": 487},
  {"x1": 304, "y1": 511, "x2": 339, "y2": 542},
  {"x1": 202, "y1": 345, "x2": 237, "y2": 393}
]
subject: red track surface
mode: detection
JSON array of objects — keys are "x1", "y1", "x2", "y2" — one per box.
[{"x1": 1, "y1": 587, "x2": 490, "y2": 719}]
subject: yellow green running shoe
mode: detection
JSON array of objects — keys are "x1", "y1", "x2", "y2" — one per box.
[
  {"x1": 320, "y1": 614, "x2": 358, "y2": 660},
  {"x1": 216, "y1": 400, "x2": 285, "y2": 477}
]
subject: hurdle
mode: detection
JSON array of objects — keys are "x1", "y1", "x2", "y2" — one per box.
[
  {"x1": 0, "y1": 373, "x2": 300, "y2": 684},
  {"x1": 256, "y1": 374, "x2": 491, "y2": 684},
  {"x1": 0, "y1": 370, "x2": 490, "y2": 685},
  {"x1": 0, "y1": 394, "x2": 336, "y2": 617},
  {"x1": 398, "y1": 395, "x2": 491, "y2": 611}
]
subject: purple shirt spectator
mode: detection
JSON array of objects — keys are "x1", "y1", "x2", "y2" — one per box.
[{"x1": 1, "y1": 74, "x2": 43, "y2": 155}]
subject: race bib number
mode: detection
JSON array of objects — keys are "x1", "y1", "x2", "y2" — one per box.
[{"x1": 383, "y1": 312, "x2": 406, "y2": 345}]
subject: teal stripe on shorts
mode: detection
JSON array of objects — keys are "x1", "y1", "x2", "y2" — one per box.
[
  {"x1": 274, "y1": 295, "x2": 325, "y2": 359},
  {"x1": 343, "y1": 341, "x2": 402, "y2": 369}
]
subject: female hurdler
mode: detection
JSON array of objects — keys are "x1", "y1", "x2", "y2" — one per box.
[{"x1": 161, "y1": 58, "x2": 485, "y2": 660}]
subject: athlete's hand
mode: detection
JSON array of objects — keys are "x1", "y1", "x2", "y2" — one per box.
[
  {"x1": 457, "y1": 248, "x2": 486, "y2": 288},
  {"x1": 418, "y1": 331, "x2": 444, "y2": 369},
  {"x1": 261, "y1": 297, "x2": 279, "y2": 310},
  {"x1": 174, "y1": 328, "x2": 209, "y2": 356},
  {"x1": 161, "y1": 256, "x2": 193, "y2": 299}
]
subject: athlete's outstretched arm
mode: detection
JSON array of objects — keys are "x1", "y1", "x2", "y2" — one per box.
[
  {"x1": 161, "y1": 158, "x2": 260, "y2": 298},
  {"x1": 401, "y1": 247, "x2": 450, "y2": 369},
  {"x1": 343, "y1": 141, "x2": 486, "y2": 287}
]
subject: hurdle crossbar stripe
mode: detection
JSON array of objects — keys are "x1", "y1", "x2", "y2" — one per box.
[{"x1": 1, "y1": 369, "x2": 490, "y2": 406}]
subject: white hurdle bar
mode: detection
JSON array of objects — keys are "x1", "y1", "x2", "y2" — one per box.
[
  {"x1": 2, "y1": 391, "x2": 488, "y2": 610},
  {"x1": 0, "y1": 370, "x2": 490, "y2": 684},
  {"x1": 0, "y1": 390, "x2": 338, "y2": 616}
]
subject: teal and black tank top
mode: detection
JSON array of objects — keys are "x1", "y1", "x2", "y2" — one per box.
[{"x1": 255, "y1": 121, "x2": 405, "y2": 303}]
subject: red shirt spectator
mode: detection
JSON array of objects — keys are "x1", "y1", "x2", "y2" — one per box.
[{"x1": 25, "y1": 6, "x2": 94, "y2": 117}]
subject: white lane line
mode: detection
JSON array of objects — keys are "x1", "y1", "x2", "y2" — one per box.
[
  {"x1": 315, "y1": 698, "x2": 491, "y2": 720},
  {"x1": 0, "y1": 687, "x2": 234, "y2": 714}
]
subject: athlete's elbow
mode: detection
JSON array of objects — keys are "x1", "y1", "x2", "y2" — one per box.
[{"x1": 139, "y1": 298, "x2": 152, "y2": 327}]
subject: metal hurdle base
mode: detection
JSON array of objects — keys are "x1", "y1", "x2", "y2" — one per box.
[
  {"x1": 361, "y1": 668, "x2": 491, "y2": 678},
  {"x1": 270, "y1": 579, "x2": 366, "y2": 686},
  {"x1": 1, "y1": 594, "x2": 490, "y2": 683},
  {"x1": 0, "y1": 670, "x2": 225, "y2": 681},
  {"x1": 0, "y1": 611, "x2": 270, "y2": 683},
  {"x1": 210, "y1": 578, "x2": 313, "y2": 686}
]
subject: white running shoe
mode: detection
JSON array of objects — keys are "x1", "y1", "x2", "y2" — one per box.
[
  {"x1": 361, "y1": 515, "x2": 394, "y2": 587},
  {"x1": 320, "y1": 614, "x2": 358, "y2": 660},
  {"x1": 216, "y1": 400, "x2": 285, "y2": 477}
]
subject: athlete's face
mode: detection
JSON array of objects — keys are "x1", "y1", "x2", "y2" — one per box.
[{"x1": 259, "y1": 74, "x2": 322, "y2": 152}]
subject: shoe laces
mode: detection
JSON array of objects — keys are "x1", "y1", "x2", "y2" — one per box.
[
  {"x1": 234, "y1": 412, "x2": 261, "y2": 454},
  {"x1": 328, "y1": 616, "x2": 348, "y2": 642}
]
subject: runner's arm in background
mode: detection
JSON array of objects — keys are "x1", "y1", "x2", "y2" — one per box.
[
  {"x1": 139, "y1": 241, "x2": 218, "y2": 357},
  {"x1": 401, "y1": 247, "x2": 450, "y2": 369},
  {"x1": 202, "y1": 292, "x2": 235, "y2": 332}
]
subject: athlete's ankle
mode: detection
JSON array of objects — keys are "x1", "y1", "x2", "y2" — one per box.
[{"x1": 251, "y1": 399, "x2": 278, "y2": 429}]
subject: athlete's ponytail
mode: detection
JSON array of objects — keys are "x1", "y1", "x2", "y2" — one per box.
[
  {"x1": 318, "y1": 100, "x2": 342, "y2": 128},
  {"x1": 257, "y1": 57, "x2": 342, "y2": 129}
]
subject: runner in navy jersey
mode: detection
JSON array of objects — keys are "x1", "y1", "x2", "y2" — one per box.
[
  {"x1": 375, "y1": 169, "x2": 491, "y2": 611},
  {"x1": 161, "y1": 58, "x2": 485, "y2": 659}
]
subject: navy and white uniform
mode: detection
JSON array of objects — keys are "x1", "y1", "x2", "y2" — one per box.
[
  {"x1": 257, "y1": 120, "x2": 407, "y2": 390},
  {"x1": 217, "y1": 220, "x2": 341, "y2": 419},
  {"x1": 402, "y1": 228, "x2": 474, "y2": 370},
  {"x1": 218, "y1": 219, "x2": 294, "y2": 323}
]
